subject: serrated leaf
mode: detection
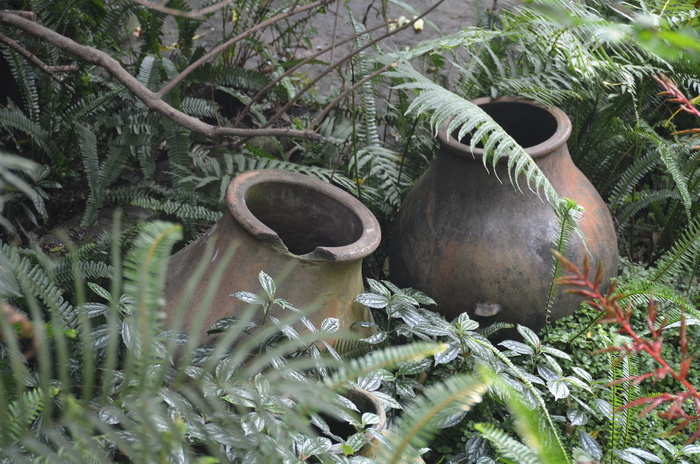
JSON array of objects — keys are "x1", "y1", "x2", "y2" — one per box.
[
  {"x1": 254, "y1": 373, "x2": 269, "y2": 395},
  {"x1": 537, "y1": 364, "x2": 559, "y2": 382},
  {"x1": 499, "y1": 340, "x2": 534, "y2": 355},
  {"x1": 428, "y1": 408, "x2": 468, "y2": 429},
  {"x1": 681, "y1": 444, "x2": 700, "y2": 454},
  {"x1": 233, "y1": 291, "x2": 266, "y2": 305},
  {"x1": 258, "y1": 271, "x2": 276, "y2": 298},
  {"x1": 572, "y1": 366, "x2": 593, "y2": 384},
  {"x1": 208, "y1": 316, "x2": 256, "y2": 334},
  {"x1": 366, "y1": 279, "x2": 390, "y2": 297},
  {"x1": 361, "y1": 331, "x2": 387, "y2": 345},
  {"x1": 627, "y1": 448, "x2": 663, "y2": 462},
  {"x1": 88, "y1": 282, "x2": 113, "y2": 301},
  {"x1": 517, "y1": 324, "x2": 540, "y2": 348},
  {"x1": 548, "y1": 379, "x2": 569, "y2": 399},
  {"x1": 434, "y1": 343, "x2": 461, "y2": 365},
  {"x1": 595, "y1": 398, "x2": 613, "y2": 419},
  {"x1": 580, "y1": 431, "x2": 603, "y2": 461},
  {"x1": 397, "y1": 358, "x2": 432, "y2": 376},
  {"x1": 653, "y1": 438, "x2": 676, "y2": 455},
  {"x1": 355, "y1": 292, "x2": 390, "y2": 308},
  {"x1": 567, "y1": 409, "x2": 588, "y2": 426},
  {"x1": 613, "y1": 450, "x2": 646, "y2": 464},
  {"x1": 361, "y1": 412, "x2": 380, "y2": 425},
  {"x1": 300, "y1": 436, "x2": 332, "y2": 457},
  {"x1": 321, "y1": 318, "x2": 340, "y2": 333},
  {"x1": 241, "y1": 412, "x2": 265, "y2": 435},
  {"x1": 540, "y1": 345, "x2": 572, "y2": 361},
  {"x1": 564, "y1": 376, "x2": 591, "y2": 392}
]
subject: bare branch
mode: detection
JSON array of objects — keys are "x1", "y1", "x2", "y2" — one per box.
[
  {"x1": 260, "y1": 0, "x2": 445, "y2": 130},
  {"x1": 233, "y1": 19, "x2": 393, "y2": 128},
  {"x1": 310, "y1": 62, "x2": 396, "y2": 129},
  {"x1": 130, "y1": 0, "x2": 236, "y2": 19},
  {"x1": 157, "y1": 0, "x2": 334, "y2": 98},
  {"x1": 0, "y1": 11, "x2": 321, "y2": 141},
  {"x1": 0, "y1": 32, "x2": 76, "y2": 93}
]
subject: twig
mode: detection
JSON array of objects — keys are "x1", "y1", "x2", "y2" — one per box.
[
  {"x1": 130, "y1": 0, "x2": 236, "y2": 19},
  {"x1": 259, "y1": 0, "x2": 445, "y2": 131},
  {"x1": 0, "y1": 11, "x2": 321, "y2": 141},
  {"x1": 233, "y1": 20, "x2": 393, "y2": 128},
  {"x1": 0, "y1": 32, "x2": 76, "y2": 93},
  {"x1": 310, "y1": 62, "x2": 396, "y2": 128},
  {"x1": 157, "y1": 0, "x2": 334, "y2": 98}
]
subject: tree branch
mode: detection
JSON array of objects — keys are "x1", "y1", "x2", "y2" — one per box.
[
  {"x1": 233, "y1": 19, "x2": 393, "y2": 128},
  {"x1": 0, "y1": 32, "x2": 76, "y2": 93},
  {"x1": 0, "y1": 11, "x2": 321, "y2": 141},
  {"x1": 310, "y1": 62, "x2": 396, "y2": 129},
  {"x1": 260, "y1": 0, "x2": 445, "y2": 130},
  {"x1": 157, "y1": 0, "x2": 334, "y2": 98},
  {"x1": 130, "y1": 0, "x2": 236, "y2": 19}
]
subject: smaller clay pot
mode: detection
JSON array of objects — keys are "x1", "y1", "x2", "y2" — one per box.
[{"x1": 164, "y1": 169, "x2": 381, "y2": 342}]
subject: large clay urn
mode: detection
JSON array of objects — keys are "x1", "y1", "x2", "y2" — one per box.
[
  {"x1": 388, "y1": 97, "x2": 618, "y2": 330},
  {"x1": 164, "y1": 169, "x2": 380, "y2": 342}
]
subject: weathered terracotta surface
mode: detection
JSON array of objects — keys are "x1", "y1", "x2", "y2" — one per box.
[
  {"x1": 164, "y1": 169, "x2": 380, "y2": 342},
  {"x1": 388, "y1": 98, "x2": 618, "y2": 330}
]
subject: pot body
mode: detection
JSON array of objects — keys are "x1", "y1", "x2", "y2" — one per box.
[
  {"x1": 164, "y1": 169, "x2": 381, "y2": 342},
  {"x1": 388, "y1": 98, "x2": 618, "y2": 330}
]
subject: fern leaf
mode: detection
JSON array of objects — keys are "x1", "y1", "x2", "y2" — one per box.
[
  {"x1": 390, "y1": 61, "x2": 561, "y2": 207},
  {"x1": 377, "y1": 374, "x2": 489, "y2": 464},
  {"x1": 650, "y1": 215, "x2": 700, "y2": 286},
  {"x1": 476, "y1": 422, "x2": 542, "y2": 464},
  {"x1": 6, "y1": 387, "x2": 58, "y2": 442}
]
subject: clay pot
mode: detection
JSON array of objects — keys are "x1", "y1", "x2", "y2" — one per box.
[
  {"x1": 164, "y1": 169, "x2": 381, "y2": 342},
  {"x1": 388, "y1": 97, "x2": 618, "y2": 330}
]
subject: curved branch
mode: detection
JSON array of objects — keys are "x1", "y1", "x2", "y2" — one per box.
[
  {"x1": 0, "y1": 11, "x2": 321, "y2": 141},
  {"x1": 157, "y1": 0, "x2": 334, "y2": 98},
  {"x1": 0, "y1": 32, "x2": 76, "y2": 93},
  {"x1": 130, "y1": 0, "x2": 236, "y2": 19},
  {"x1": 234, "y1": 19, "x2": 393, "y2": 127},
  {"x1": 260, "y1": 0, "x2": 445, "y2": 130}
]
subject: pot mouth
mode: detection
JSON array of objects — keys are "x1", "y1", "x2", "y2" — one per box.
[
  {"x1": 226, "y1": 169, "x2": 381, "y2": 261},
  {"x1": 438, "y1": 97, "x2": 572, "y2": 160}
]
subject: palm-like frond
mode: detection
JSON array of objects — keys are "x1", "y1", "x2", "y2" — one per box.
[
  {"x1": 376, "y1": 374, "x2": 489, "y2": 464},
  {"x1": 649, "y1": 214, "x2": 700, "y2": 287},
  {"x1": 390, "y1": 61, "x2": 561, "y2": 207}
]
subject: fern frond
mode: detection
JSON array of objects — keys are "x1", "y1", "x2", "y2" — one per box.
[
  {"x1": 544, "y1": 198, "x2": 586, "y2": 325},
  {"x1": 2, "y1": 243, "x2": 78, "y2": 330},
  {"x1": 0, "y1": 105, "x2": 49, "y2": 155},
  {"x1": 390, "y1": 61, "x2": 561, "y2": 208},
  {"x1": 6, "y1": 387, "x2": 58, "y2": 442},
  {"x1": 130, "y1": 197, "x2": 222, "y2": 223},
  {"x1": 614, "y1": 189, "x2": 680, "y2": 231},
  {"x1": 181, "y1": 97, "x2": 219, "y2": 119},
  {"x1": 378, "y1": 374, "x2": 489, "y2": 464},
  {"x1": 650, "y1": 215, "x2": 700, "y2": 287},
  {"x1": 608, "y1": 152, "x2": 660, "y2": 210},
  {"x1": 122, "y1": 221, "x2": 182, "y2": 384},
  {"x1": 476, "y1": 422, "x2": 542, "y2": 464}
]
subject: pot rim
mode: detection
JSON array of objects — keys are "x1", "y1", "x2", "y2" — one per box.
[
  {"x1": 226, "y1": 169, "x2": 381, "y2": 261},
  {"x1": 438, "y1": 96, "x2": 572, "y2": 160}
]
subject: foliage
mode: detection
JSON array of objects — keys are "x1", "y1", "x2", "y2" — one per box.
[{"x1": 555, "y1": 252, "x2": 700, "y2": 445}]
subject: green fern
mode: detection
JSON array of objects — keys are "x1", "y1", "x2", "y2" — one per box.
[
  {"x1": 544, "y1": 198, "x2": 586, "y2": 327},
  {"x1": 6, "y1": 387, "x2": 59, "y2": 442},
  {"x1": 649, "y1": 214, "x2": 700, "y2": 287},
  {"x1": 377, "y1": 373, "x2": 489, "y2": 464},
  {"x1": 390, "y1": 60, "x2": 561, "y2": 207}
]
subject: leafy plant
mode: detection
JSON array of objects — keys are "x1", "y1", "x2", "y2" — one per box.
[{"x1": 555, "y1": 251, "x2": 700, "y2": 445}]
